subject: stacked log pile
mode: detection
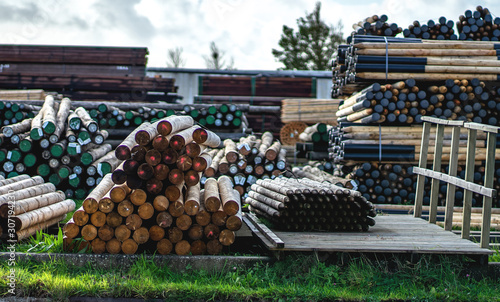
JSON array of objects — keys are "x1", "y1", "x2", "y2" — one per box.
[
  {"x1": 350, "y1": 14, "x2": 402, "y2": 40},
  {"x1": 245, "y1": 177, "x2": 376, "y2": 232},
  {"x1": 203, "y1": 132, "x2": 287, "y2": 199},
  {"x1": 294, "y1": 123, "x2": 332, "y2": 162},
  {"x1": 281, "y1": 99, "x2": 340, "y2": 124},
  {"x1": 0, "y1": 101, "x2": 38, "y2": 128},
  {"x1": 403, "y1": 17, "x2": 457, "y2": 40},
  {"x1": 0, "y1": 174, "x2": 75, "y2": 242},
  {"x1": 334, "y1": 79, "x2": 500, "y2": 126},
  {"x1": 64, "y1": 117, "x2": 243, "y2": 254},
  {"x1": 457, "y1": 6, "x2": 500, "y2": 41},
  {"x1": 0, "y1": 96, "x2": 120, "y2": 199}
]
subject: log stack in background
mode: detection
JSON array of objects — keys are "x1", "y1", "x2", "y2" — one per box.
[
  {"x1": 246, "y1": 177, "x2": 376, "y2": 232},
  {"x1": 403, "y1": 17, "x2": 457, "y2": 40},
  {"x1": 349, "y1": 14, "x2": 402, "y2": 42},
  {"x1": 457, "y1": 6, "x2": 500, "y2": 41},
  {"x1": 202, "y1": 132, "x2": 288, "y2": 200},
  {"x1": 294, "y1": 123, "x2": 333, "y2": 163},
  {"x1": 0, "y1": 101, "x2": 38, "y2": 128},
  {"x1": 0, "y1": 174, "x2": 75, "y2": 242},
  {"x1": 281, "y1": 99, "x2": 340, "y2": 125},
  {"x1": 64, "y1": 116, "x2": 243, "y2": 255}
]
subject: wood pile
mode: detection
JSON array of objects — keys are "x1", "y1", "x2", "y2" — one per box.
[
  {"x1": 0, "y1": 101, "x2": 38, "y2": 131},
  {"x1": 245, "y1": 177, "x2": 376, "y2": 232},
  {"x1": 0, "y1": 90, "x2": 46, "y2": 100},
  {"x1": 403, "y1": 17, "x2": 457, "y2": 40},
  {"x1": 281, "y1": 99, "x2": 340, "y2": 124},
  {"x1": 64, "y1": 117, "x2": 243, "y2": 255},
  {"x1": 350, "y1": 14, "x2": 402, "y2": 40},
  {"x1": 202, "y1": 132, "x2": 287, "y2": 200},
  {"x1": 457, "y1": 6, "x2": 500, "y2": 41},
  {"x1": 0, "y1": 174, "x2": 75, "y2": 242}
]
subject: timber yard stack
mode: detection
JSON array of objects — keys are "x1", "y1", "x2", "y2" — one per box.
[
  {"x1": 0, "y1": 96, "x2": 121, "y2": 199},
  {"x1": 403, "y1": 17, "x2": 457, "y2": 40},
  {"x1": 295, "y1": 123, "x2": 333, "y2": 162},
  {"x1": 0, "y1": 101, "x2": 38, "y2": 127},
  {"x1": 245, "y1": 177, "x2": 376, "y2": 232},
  {"x1": 203, "y1": 132, "x2": 287, "y2": 199},
  {"x1": 350, "y1": 14, "x2": 402, "y2": 41},
  {"x1": 64, "y1": 117, "x2": 244, "y2": 255},
  {"x1": 457, "y1": 6, "x2": 500, "y2": 41},
  {"x1": 0, "y1": 174, "x2": 75, "y2": 242},
  {"x1": 281, "y1": 99, "x2": 340, "y2": 124},
  {"x1": 0, "y1": 44, "x2": 178, "y2": 102}
]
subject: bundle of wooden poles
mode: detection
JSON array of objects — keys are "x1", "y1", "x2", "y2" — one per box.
[
  {"x1": 328, "y1": 124, "x2": 499, "y2": 163},
  {"x1": 0, "y1": 96, "x2": 120, "y2": 199},
  {"x1": 203, "y1": 132, "x2": 287, "y2": 200},
  {"x1": 245, "y1": 177, "x2": 376, "y2": 232},
  {"x1": 350, "y1": 14, "x2": 402, "y2": 40},
  {"x1": 291, "y1": 165, "x2": 357, "y2": 189},
  {"x1": 0, "y1": 89, "x2": 46, "y2": 101},
  {"x1": 280, "y1": 99, "x2": 340, "y2": 124},
  {"x1": 0, "y1": 174, "x2": 75, "y2": 242},
  {"x1": 403, "y1": 17, "x2": 457, "y2": 40},
  {"x1": 0, "y1": 101, "x2": 38, "y2": 130},
  {"x1": 457, "y1": 6, "x2": 500, "y2": 41},
  {"x1": 332, "y1": 35, "x2": 500, "y2": 97},
  {"x1": 64, "y1": 116, "x2": 243, "y2": 255},
  {"x1": 294, "y1": 123, "x2": 333, "y2": 162},
  {"x1": 334, "y1": 79, "x2": 500, "y2": 126}
]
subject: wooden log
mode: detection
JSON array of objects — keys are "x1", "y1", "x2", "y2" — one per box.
[
  {"x1": 247, "y1": 190, "x2": 284, "y2": 211},
  {"x1": 81, "y1": 224, "x2": 98, "y2": 241},
  {"x1": 223, "y1": 139, "x2": 239, "y2": 163},
  {"x1": 176, "y1": 214, "x2": 193, "y2": 231},
  {"x1": 97, "y1": 224, "x2": 114, "y2": 241},
  {"x1": 170, "y1": 125, "x2": 200, "y2": 150},
  {"x1": 115, "y1": 224, "x2": 131, "y2": 242},
  {"x1": 226, "y1": 192, "x2": 243, "y2": 231},
  {"x1": 168, "y1": 226, "x2": 183, "y2": 243},
  {"x1": 106, "y1": 238, "x2": 121, "y2": 254},
  {"x1": 83, "y1": 174, "x2": 114, "y2": 214},
  {"x1": 237, "y1": 135, "x2": 256, "y2": 156},
  {"x1": 109, "y1": 184, "x2": 131, "y2": 203},
  {"x1": 204, "y1": 223, "x2": 220, "y2": 239},
  {"x1": 0, "y1": 174, "x2": 30, "y2": 186},
  {"x1": 217, "y1": 175, "x2": 240, "y2": 216},
  {"x1": 190, "y1": 240, "x2": 206, "y2": 255},
  {"x1": 152, "y1": 134, "x2": 170, "y2": 152},
  {"x1": 255, "y1": 179, "x2": 293, "y2": 196},
  {"x1": 157, "y1": 238, "x2": 173, "y2": 254},
  {"x1": 219, "y1": 229, "x2": 235, "y2": 246},
  {"x1": 125, "y1": 214, "x2": 142, "y2": 231},
  {"x1": 63, "y1": 218, "x2": 80, "y2": 239},
  {"x1": 30, "y1": 104, "x2": 45, "y2": 140},
  {"x1": 187, "y1": 224, "x2": 204, "y2": 240},
  {"x1": 106, "y1": 212, "x2": 123, "y2": 228},
  {"x1": 192, "y1": 150, "x2": 215, "y2": 172},
  {"x1": 185, "y1": 142, "x2": 204, "y2": 158},
  {"x1": 138, "y1": 202, "x2": 154, "y2": 220},
  {"x1": 129, "y1": 189, "x2": 147, "y2": 206},
  {"x1": 153, "y1": 195, "x2": 169, "y2": 212},
  {"x1": 206, "y1": 239, "x2": 222, "y2": 255},
  {"x1": 205, "y1": 148, "x2": 225, "y2": 177},
  {"x1": 0, "y1": 191, "x2": 65, "y2": 218},
  {"x1": 174, "y1": 240, "x2": 191, "y2": 255},
  {"x1": 132, "y1": 227, "x2": 149, "y2": 244},
  {"x1": 135, "y1": 123, "x2": 159, "y2": 146},
  {"x1": 121, "y1": 238, "x2": 138, "y2": 254},
  {"x1": 168, "y1": 194, "x2": 185, "y2": 218},
  {"x1": 52, "y1": 97, "x2": 71, "y2": 141},
  {"x1": 168, "y1": 168, "x2": 184, "y2": 185},
  {"x1": 2, "y1": 118, "x2": 33, "y2": 138},
  {"x1": 156, "y1": 116, "x2": 194, "y2": 136},
  {"x1": 115, "y1": 122, "x2": 151, "y2": 160},
  {"x1": 204, "y1": 178, "x2": 221, "y2": 212},
  {"x1": 176, "y1": 154, "x2": 193, "y2": 171},
  {"x1": 149, "y1": 225, "x2": 165, "y2": 241},
  {"x1": 75, "y1": 107, "x2": 98, "y2": 133},
  {"x1": 0, "y1": 176, "x2": 44, "y2": 196},
  {"x1": 196, "y1": 190, "x2": 211, "y2": 226},
  {"x1": 245, "y1": 197, "x2": 280, "y2": 217},
  {"x1": 14, "y1": 214, "x2": 66, "y2": 242},
  {"x1": 156, "y1": 211, "x2": 173, "y2": 228},
  {"x1": 154, "y1": 163, "x2": 170, "y2": 181},
  {"x1": 265, "y1": 141, "x2": 281, "y2": 161},
  {"x1": 192, "y1": 128, "x2": 221, "y2": 148},
  {"x1": 89, "y1": 210, "x2": 106, "y2": 228},
  {"x1": 185, "y1": 183, "x2": 201, "y2": 216},
  {"x1": 117, "y1": 200, "x2": 134, "y2": 217},
  {"x1": 0, "y1": 183, "x2": 56, "y2": 207},
  {"x1": 41, "y1": 95, "x2": 57, "y2": 135}
]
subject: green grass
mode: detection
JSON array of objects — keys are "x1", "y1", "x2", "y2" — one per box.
[{"x1": 1, "y1": 254, "x2": 499, "y2": 301}]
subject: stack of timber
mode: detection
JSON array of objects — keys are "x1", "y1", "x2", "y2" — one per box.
[
  {"x1": 183, "y1": 104, "x2": 245, "y2": 130},
  {"x1": 245, "y1": 177, "x2": 376, "y2": 232},
  {"x1": 403, "y1": 17, "x2": 457, "y2": 40},
  {"x1": 281, "y1": 99, "x2": 340, "y2": 124},
  {"x1": 291, "y1": 165, "x2": 357, "y2": 190},
  {"x1": 295, "y1": 123, "x2": 332, "y2": 162},
  {"x1": 279, "y1": 121, "x2": 308, "y2": 146},
  {"x1": 457, "y1": 6, "x2": 500, "y2": 41},
  {"x1": 0, "y1": 101, "x2": 38, "y2": 128},
  {"x1": 64, "y1": 119, "x2": 243, "y2": 255},
  {"x1": 0, "y1": 44, "x2": 178, "y2": 102},
  {"x1": 0, "y1": 174, "x2": 75, "y2": 242},
  {"x1": 331, "y1": 35, "x2": 500, "y2": 97},
  {"x1": 328, "y1": 124, "x2": 497, "y2": 163},
  {"x1": 0, "y1": 96, "x2": 120, "y2": 199},
  {"x1": 334, "y1": 79, "x2": 500, "y2": 126},
  {"x1": 0, "y1": 90, "x2": 46, "y2": 100},
  {"x1": 350, "y1": 14, "x2": 402, "y2": 41},
  {"x1": 202, "y1": 132, "x2": 287, "y2": 199}
]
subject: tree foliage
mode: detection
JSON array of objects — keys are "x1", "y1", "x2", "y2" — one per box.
[
  {"x1": 272, "y1": 2, "x2": 344, "y2": 70},
  {"x1": 166, "y1": 47, "x2": 186, "y2": 68},
  {"x1": 204, "y1": 41, "x2": 235, "y2": 70}
]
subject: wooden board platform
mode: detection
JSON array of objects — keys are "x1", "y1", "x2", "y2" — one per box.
[{"x1": 244, "y1": 214, "x2": 493, "y2": 256}]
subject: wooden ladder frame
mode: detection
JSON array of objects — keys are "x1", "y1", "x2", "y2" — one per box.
[{"x1": 413, "y1": 116, "x2": 499, "y2": 248}]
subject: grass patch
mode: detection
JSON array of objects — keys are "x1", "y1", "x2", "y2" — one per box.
[{"x1": 1, "y1": 254, "x2": 499, "y2": 301}]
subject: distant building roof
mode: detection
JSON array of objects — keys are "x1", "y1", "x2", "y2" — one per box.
[{"x1": 146, "y1": 67, "x2": 331, "y2": 79}]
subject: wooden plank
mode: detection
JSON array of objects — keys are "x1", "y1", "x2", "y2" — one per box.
[
  {"x1": 445, "y1": 126, "x2": 460, "y2": 231},
  {"x1": 464, "y1": 122, "x2": 500, "y2": 134},
  {"x1": 481, "y1": 132, "x2": 497, "y2": 248},
  {"x1": 414, "y1": 122, "x2": 431, "y2": 217},
  {"x1": 413, "y1": 167, "x2": 497, "y2": 198},
  {"x1": 244, "y1": 212, "x2": 284, "y2": 248},
  {"x1": 421, "y1": 116, "x2": 465, "y2": 126},
  {"x1": 462, "y1": 128, "x2": 477, "y2": 240},
  {"x1": 429, "y1": 123, "x2": 445, "y2": 223},
  {"x1": 242, "y1": 216, "x2": 275, "y2": 249}
]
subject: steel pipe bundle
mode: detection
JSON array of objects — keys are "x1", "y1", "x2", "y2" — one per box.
[
  {"x1": 246, "y1": 177, "x2": 376, "y2": 232},
  {"x1": 201, "y1": 132, "x2": 287, "y2": 200},
  {"x1": 350, "y1": 14, "x2": 402, "y2": 42},
  {"x1": 332, "y1": 35, "x2": 500, "y2": 97},
  {"x1": 0, "y1": 174, "x2": 75, "y2": 242},
  {"x1": 334, "y1": 79, "x2": 500, "y2": 126},
  {"x1": 403, "y1": 17, "x2": 457, "y2": 40},
  {"x1": 457, "y1": 6, "x2": 500, "y2": 41}
]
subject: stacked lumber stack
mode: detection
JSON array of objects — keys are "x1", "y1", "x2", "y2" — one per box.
[
  {"x1": 0, "y1": 101, "x2": 38, "y2": 129},
  {"x1": 328, "y1": 124, "x2": 497, "y2": 163},
  {"x1": 203, "y1": 132, "x2": 287, "y2": 199},
  {"x1": 0, "y1": 96, "x2": 120, "y2": 199},
  {"x1": 0, "y1": 174, "x2": 75, "y2": 242},
  {"x1": 457, "y1": 6, "x2": 500, "y2": 41},
  {"x1": 403, "y1": 17, "x2": 457, "y2": 40},
  {"x1": 64, "y1": 118, "x2": 243, "y2": 255},
  {"x1": 245, "y1": 177, "x2": 376, "y2": 232},
  {"x1": 332, "y1": 35, "x2": 500, "y2": 97},
  {"x1": 334, "y1": 79, "x2": 500, "y2": 126},
  {"x1": 281, "y1": 99, "x2": 340, "y2": 124},
  {"x1": 350, "y1": 14, "x2": 402, "y2": 40}
]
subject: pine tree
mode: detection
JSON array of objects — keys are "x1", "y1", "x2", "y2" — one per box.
[{"x1": 272, "y1": 2, "x2": 344, "y2": 70}]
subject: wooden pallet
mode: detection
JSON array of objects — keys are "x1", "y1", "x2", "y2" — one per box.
[{"x1": 245, "y1": 213, "x2": 492, "y2": 258}]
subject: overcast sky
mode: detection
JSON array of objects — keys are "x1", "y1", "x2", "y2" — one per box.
[{"x1": 1, "y1": 0, "x2": 499, "y2": 70}]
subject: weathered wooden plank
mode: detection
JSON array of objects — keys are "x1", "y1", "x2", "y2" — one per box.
[
  {"x1": 414, "y1": 122, "x2": 431, "y2": 217},
  {"x1": 464, "y1": 122, "x2": 500, "y2": 134},
  {"x1": 244, "y1": 212, "x2": 284, "y2": 248}
]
